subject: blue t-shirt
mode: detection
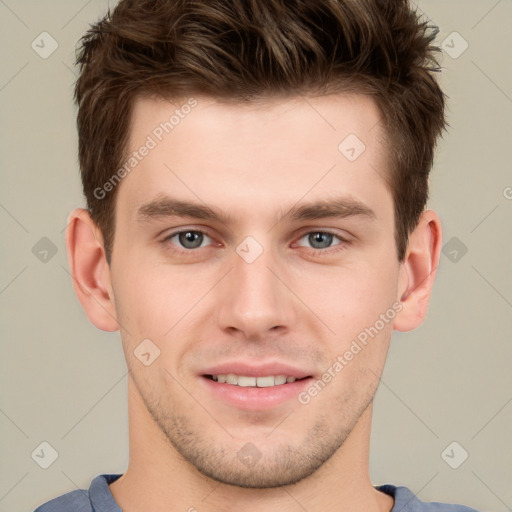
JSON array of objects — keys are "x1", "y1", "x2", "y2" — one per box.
[{"x1": 33, "y1": 473, "x2": 480, "y2": 512}]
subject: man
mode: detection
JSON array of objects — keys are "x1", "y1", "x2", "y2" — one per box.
[{"x1": 35, "y1": 0, "x2": 480, "y2": 510}]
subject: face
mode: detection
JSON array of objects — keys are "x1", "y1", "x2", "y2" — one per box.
[{"x1": 108, "y1": 93, "x2": 403, "y2": 488}]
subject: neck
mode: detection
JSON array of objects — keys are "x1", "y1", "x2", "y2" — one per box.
[{"x1": 109, "y1": 375, "x2": 394, "y2": 512}]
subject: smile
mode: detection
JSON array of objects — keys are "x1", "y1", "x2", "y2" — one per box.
[
  {"x1": 200, "y1": 374, "x2": 314, "y2": 411},
  {"x1": 205, "y1": 374, "x2": 307, "y2": 387}
]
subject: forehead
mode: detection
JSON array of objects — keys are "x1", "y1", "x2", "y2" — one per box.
[
  {"x1": 129, "y1": 93, "x2": 386, "y2": 152},
  {"x1": 118, "y1": 93, "x2": 392, "y2": 226}
]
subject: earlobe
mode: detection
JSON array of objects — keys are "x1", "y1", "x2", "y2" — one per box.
[
  {"x1": 65, "y1": 208, "x2": 119, "y2": 332},
  {"x1": 393, "y1": 210, "x2": 442, "y2": 332}
]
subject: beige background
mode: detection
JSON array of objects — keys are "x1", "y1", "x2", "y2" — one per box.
[{"x1": 0, "y1": 1, "x2": 511, "y2": 511}]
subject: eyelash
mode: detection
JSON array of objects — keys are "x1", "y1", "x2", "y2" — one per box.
[{"x1": 161, "y1": 228, "x2": 349, "y2": 256}]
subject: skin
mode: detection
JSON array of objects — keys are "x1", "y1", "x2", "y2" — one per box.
[{"x1": 66, "y1": 93, "x2": 442, "y2": 512}]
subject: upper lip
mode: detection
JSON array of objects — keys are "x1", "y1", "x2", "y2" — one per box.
[{"x1": 201, "y1": 362, "x2": 313, "y2": 379}]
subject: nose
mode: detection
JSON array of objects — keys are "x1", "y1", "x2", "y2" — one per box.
[{"x1": 215, "y1": 239, "x2": 297, "y2": 340}]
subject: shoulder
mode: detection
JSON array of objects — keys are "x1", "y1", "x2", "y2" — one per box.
[
  {"x1": 377, "y1": 484, "x2": 481, "y2": 512},
  {"x1": 33, "y1": 473, "x2": 123, "y2": 512},
  {"x1": 33, "y1": 489, "x2": 92, "y2": 512}
]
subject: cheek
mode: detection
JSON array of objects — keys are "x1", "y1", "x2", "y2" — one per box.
[
  {"x1": 300, "y1": 265, "x2": 397, "y2": 405},
  {"x1": 296, "y1": 261, "x2": 398, "y2": 339},
  {"x1": 112, "y1": 258, "x2": 214, "y2": 341},
  {"x1": 111, "y1": 262, "x2": 165, "y2": 340}
]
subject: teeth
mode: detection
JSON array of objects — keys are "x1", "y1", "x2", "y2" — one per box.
[
  {"x1": 238, "y1": 376, "x2": 256, "y2": 387},
  {"x1": 226, "y1": 374, "x2": 238, "y2": 385},
  {"x1": 257, "y1": 376, "x2": 277, "y2": 387},
  {"x1": 274, "y1": 375, "x2": 287, "y2": 385},
  {"x1": 211, "y1": 374, "x2": 299, "y2": 387}
]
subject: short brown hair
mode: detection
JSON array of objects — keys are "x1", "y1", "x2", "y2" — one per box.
[{"x1": 74, "y1": 0, "x2": 448, "y2": 264}]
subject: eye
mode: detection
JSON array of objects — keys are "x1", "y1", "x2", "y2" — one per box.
[
  {"x1": 161, "y1": 228, "x2": 348, "y2": 257},
  {"x1": 295, "y1": 230, "x2": 347, "y2": 254},
  {"x1": 163, "y1": 229, "x2": 213, "y2": 252}
]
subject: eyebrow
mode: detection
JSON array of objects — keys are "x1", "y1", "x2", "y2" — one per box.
[{"x1": 136, "y1": 195, "x2": 376, "y2": 225}]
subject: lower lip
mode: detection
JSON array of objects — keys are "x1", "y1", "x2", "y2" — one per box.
[{"x1": 200, "y1": 376, "x2": 314, "y2": 411}]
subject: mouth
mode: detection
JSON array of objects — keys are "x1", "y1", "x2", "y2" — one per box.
[
  {"x1": 202, "y1": 374, "x2": 311, "y2": 387},
  {"x1": 199, "y1": 373, "x2": 314, "y2": 411}
]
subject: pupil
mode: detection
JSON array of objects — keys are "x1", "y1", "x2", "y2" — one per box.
[
  {"x1": 180, "y1": 231, "x2": 202, "y2": 249},
  {"x1": 310, "y1": 232, "x2": 332, "y2": 249}
]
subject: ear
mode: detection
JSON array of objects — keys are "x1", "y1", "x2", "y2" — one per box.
[
  {"x1": 65, "y1": 208, "x2": 119, "y2": 332},
  {"x1": 393, "y1": 209, "x2": 442, "y2": 332}
]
